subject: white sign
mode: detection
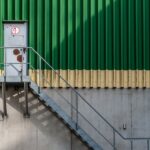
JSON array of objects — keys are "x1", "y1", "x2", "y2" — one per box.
[{"x1": 11, "y1": 27, "x2": 20, "y2": 35}]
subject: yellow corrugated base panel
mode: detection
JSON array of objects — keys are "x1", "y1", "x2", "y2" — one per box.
[
  {"x1": 98, "y1": 70, "x2": 106, "y2": 88},
  {"x1": 68, "y1": 70, "x2": 75, "y2": 87},
  {"x1": 75, "y1": 70, "x2": 83, "y2": 88},
  {"x1": 114, "y1": 70, "x2": 121, "y2": 88},
  {"x1": 0, "y1": 70, "x2": 4, "y2": 76},
  {"x1": 91, "y1": 70, "x2": 98, "y2": 88},
  {"x1": 83, "y1": 70, "x2": 91, "y2": 88},
  {"x1": 122, "y1": 71, "x2": 128, "y2": 88},
  {"x1": 28, "y1": 70, "x2": 150, "y2": 88},
  {"x1": 60, "y1": 70, "x2": 68, "y2": 88}
]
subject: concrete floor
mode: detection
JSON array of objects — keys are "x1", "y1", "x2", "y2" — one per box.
[{"x1": 0, "y1": 87, "x2": 88, "y2": 150}]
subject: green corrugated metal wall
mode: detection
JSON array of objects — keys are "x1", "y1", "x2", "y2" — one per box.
[{"x1": 0, "y1": 0, "x2": 150, "y2": 88}]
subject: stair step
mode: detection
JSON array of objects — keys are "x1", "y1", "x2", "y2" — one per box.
[{"x1": 30, "y1": 82, "x2": 103, "y2": 150}]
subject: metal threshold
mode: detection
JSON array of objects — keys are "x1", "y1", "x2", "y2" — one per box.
[{"x1": 0, "y1": 76, "x2": 30, "y2": 83}]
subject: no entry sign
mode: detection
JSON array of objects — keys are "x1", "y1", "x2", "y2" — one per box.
[{"x1": 11, "y1": 27, "x2": 20, "y2": 35}]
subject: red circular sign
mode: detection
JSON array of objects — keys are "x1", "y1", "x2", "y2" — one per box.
[
  {"x1": 11, "y1": 27, "x2": 20, "y2": 35},
  {"x1": 17, "y1": 55, "x2": 23, "y2": 62},
  {"x1": 13, "y1": 49, "x2": 20, "y2": 55}
]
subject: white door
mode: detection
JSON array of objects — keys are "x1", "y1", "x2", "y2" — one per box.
[{"x1": 4, "y1": 21, "x2": 27, "y2": 76}]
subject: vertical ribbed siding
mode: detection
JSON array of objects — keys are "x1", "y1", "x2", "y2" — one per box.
[
  {"x1": 83, "y1": 0, "x2": 90, "y2": 70},
  {"x1": 68, "y1": 0, "x2": 75, "y2": 70},
  {"x1": 44, "y1": 0, "x2": 51, "y2": 69},
  {"x1": 0, "y1": 0, "x2": 150, "y2": 88},
  {"x1": 121, "y1": 0, "x2": 128, "y2": 70},
  {"x1": 76, "y1": 0, "x2": 83, "y2": 70},
  {"x1": 0, "y1": 0, "x2": 4, "y2": 69},
  {"x1": 143, "y1": 0, "x2": 150, "y2": 70},
  {"x1": 91, "y1": 0, "x2": 98, "y2": 70},
  {"x1": 29, "y1": 0, "x2": 36, "y2": 68},
  {"x1": 98, "y1": 0, "x2": 105, "y2": 70},
  {"x1": 52, "y1": 0, "x2": 59, "y2": 70},
  {"x1": 113, "y1": 0, "x2": 120, "y2": 70}
]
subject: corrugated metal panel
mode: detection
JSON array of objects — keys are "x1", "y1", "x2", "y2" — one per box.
[{"x1": 0, "y1": 0, "x2": 150, "y2": 88}]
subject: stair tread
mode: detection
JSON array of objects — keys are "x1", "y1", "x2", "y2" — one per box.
[{"x1": 30, "y1": 82, "x2": 103, "y2": 150}]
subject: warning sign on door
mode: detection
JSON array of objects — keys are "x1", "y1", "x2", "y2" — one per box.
[{"x1": 11, "y1": 27, "x2": 20, "y2": 35}]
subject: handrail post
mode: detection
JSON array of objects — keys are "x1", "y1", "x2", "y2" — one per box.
[
  {"x1": 4, "y1": 47, "x2": 6, "y2": 81},
  {"x1": 21, "y1": 48, "x2": 23, "y2": 82},
  {"x1": 38, "y1": 57, "x2": 42, "y2": 94},
  {"x1": 113, "y1": 129, "x2": 116, "y2": 150},
  {"x1": 24, "y1": 82, "x2": 30, "y2": 118},
  {"x1": 2, "y1": 48, "x2": 7, "y2": 116},
  {"x1": 2, "y1": 82, "x2": 7, "y2": 116},
  {"x1": 147, "y1": 140, "x2": 149, "y2": 150},
  {"x1": 27, "y1": 48, "x2": 29, "y2": 76},
  {"x1": 76, "y1": 94, "x2": 78, "y2": 130}
]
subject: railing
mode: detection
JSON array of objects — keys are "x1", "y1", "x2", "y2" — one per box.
[{"x1": 0, "y1": 47, "x2": 150, "y2": 150}]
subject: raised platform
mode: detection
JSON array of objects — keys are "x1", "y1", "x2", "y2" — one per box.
[{"x1": 0, "y1": 76, "x2": 31, "y2": 83}]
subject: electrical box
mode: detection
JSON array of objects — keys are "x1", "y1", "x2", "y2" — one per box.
[{"x1": 3, "y1": 21, "x2": 28, "y2": 76}]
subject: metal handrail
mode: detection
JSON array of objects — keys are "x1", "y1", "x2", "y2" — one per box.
[
  {"x1": 30, "y1": 63, "x2": 113, "y2": 146},
  {"x1": 1, "y1": 47, "x2": 150, "y2": 149}
]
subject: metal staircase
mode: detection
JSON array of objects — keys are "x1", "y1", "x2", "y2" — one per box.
[
  {"x1": 30, "y1": 81, "x2": 102, "y2": 150},
  {"x1": 1, "y1": 47, "x2": 150, "y2": 150}
]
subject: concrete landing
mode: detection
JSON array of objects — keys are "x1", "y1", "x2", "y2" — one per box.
[{"x1": 0, "y1": 76, "x2": 30, "y2": 83}]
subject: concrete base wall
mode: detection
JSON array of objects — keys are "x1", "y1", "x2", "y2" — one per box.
[
  {"x1": 0, "y1": 87, "x2": 150, "y2": 150},
  {"x1": 44, "y1": 88, "x2": 150, "y2": 150}
]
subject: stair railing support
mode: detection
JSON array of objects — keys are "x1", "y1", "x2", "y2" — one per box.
[
  {"x1": 2, "y1": 82, "x2": 7, "y2": 117},
  {"x1": 38, "y1": 57, "x2": 42, "y2": 94},
  {"x1": 76, "y1": 94, "x2": 78, "y2": 130},
  {"x1": 24, "y1": 82, "x2": 30, "y2": 118},
  {"x1": 2, "y1": 47, "x2": 7, "y2": 117},
  {"x1": 21, "y1": 48, "x2": 23, "y2": 82}
]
